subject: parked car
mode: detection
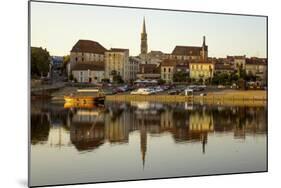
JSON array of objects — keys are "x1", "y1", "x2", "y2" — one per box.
[
  {"x1": 180, "y1": 88, "x2": 194, "y2": 96},
  {"x1": 168, "y1": 89, "x2": 181, "y2": 95},
  {"x1": 218, "y1": 85, "x2": 225, "y2": 89},
  {"x1": 130, "y1": 88, "x2": 152, "y2": 95},
  {"x1": 200, "y1": 93, "x2": 207, "y2": 96},
  {"x1": 103, "y1": 88, "x2": 117, "y2": 95}
]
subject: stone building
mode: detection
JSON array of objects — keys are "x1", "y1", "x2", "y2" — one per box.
[
  {"x1": 160, "y1": 59, "x2": 189, "y2": 83},
  {"x1": 146, "y1": 50, "x2": 169, "y2": 66},
  {"x1": 72, "y1": 62, "x2": 105, "y2": 83},
  {"x1": 227, "y1": 55, "x2": 246, "y2": 70},
  {"x1": 245, "y1": 58, "x2": 267, "y2": 83},
  {"x1": 68, "y1": 40, "x2": 107, "y2": 75},
  {"x1": 189, "y1": 61, "x2": 214, "y2": 82},
  {"x1": 105, "y1": 48, "x2": 129, "y2": 82},
  {"x1": 214, "y1": 62, "x2": 234, "y2": 74},
  {"x1": 170, "y1": 36, "x2": 208, "y2": 61},
  {"x1": 127, "y1": 57, "x2": 141, "y2": 81},
  {"x1": 136, "y1": 64, "x2": 160, "y2": 80}
]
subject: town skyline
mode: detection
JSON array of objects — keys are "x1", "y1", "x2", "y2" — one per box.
[{"x1": 31, "y1": 2, "x2": 267, "y2": 58}]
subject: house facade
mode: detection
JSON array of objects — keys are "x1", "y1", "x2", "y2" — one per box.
[
  {"x1": 245, "y1": 58, "x2": 267, "y2": 83},
  {"x1": 136, "y1": 64, "x2": 160, "y2": 80},
  {"x1": 105, "y1": 48, "x2": 130, "y2": 82},
  {"x1": 160, "y1": 59, "x2": 176, "y2": 83},
  {"x1": 68, "y1": 40, "x2": 107, "y2": 75},
  {"x1": 189, "y1": 61, "x2": 214, "y2": 82},
  {"x1": 72, "y1": 63, "x2": 105, "y2": 83}
]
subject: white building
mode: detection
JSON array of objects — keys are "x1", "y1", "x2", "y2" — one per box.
[
  {"x1": 105, "y1": 48, "x2": 130, "y2": 82},
  {"x1": 72, "y1": 63, "x2": 105, "y2": 83},
  {"x1": 68, "y1": 40, "x2": 107, "y2": 75}
]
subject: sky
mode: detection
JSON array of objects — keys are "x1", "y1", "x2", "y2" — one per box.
[{"x1": 30, "y1": 1, "x2": 267, "y2": 58}]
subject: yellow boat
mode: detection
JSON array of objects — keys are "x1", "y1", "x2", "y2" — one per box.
[
  {"x1": 64, "y1": 88, "x2": 105, "y2": 104},
  {"x1": 64, "y1": 102, "x2": 97, "y2": 109},
  {"x1": 64, "y1": 96, "x2": 96, "y2": 103}
]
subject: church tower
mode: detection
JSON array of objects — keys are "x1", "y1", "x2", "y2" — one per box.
[
  {"x1": 202, "y1": 36, "x2": 208, "y2": 61},
  {"x1": 140, "y1": 17, "x2": 148, "y2": 55}
]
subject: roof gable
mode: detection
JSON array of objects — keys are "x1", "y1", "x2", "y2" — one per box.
[{"x1": 71, "y1": 40, "x2": 107, "y2": 54}]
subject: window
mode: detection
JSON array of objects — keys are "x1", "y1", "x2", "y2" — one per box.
[
  {"x1": 168, "y1": 68, "x2": 171, "y2": 72},
  {"x1": 75, "y1": 57, "x2": 78, "y2": 62},
  {"x1": 164, "y1": 68, "x2": 166, "y2": 72}
]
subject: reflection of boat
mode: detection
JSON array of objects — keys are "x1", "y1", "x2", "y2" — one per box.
[
  {"x1": 64, "y1": 88, "x2": 105, "y2": 104},
  {"x1": 64, "y1": 102, "x2": 97, "y2": 109}
]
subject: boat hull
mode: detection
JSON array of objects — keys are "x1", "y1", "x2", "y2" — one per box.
[{"x1": 64, "y1": 96, "x2": 105, "y2": 104}]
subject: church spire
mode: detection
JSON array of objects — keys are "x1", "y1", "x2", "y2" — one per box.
[
  {"x1": 140, "y1": 17, "x2": 148, "y2": 55},
  {"x1": 142, "y1": 17, "x2": 146, "y2": 33},
  {"x1": 202, "y1": 35, "x2": 206, "y2": 47}
]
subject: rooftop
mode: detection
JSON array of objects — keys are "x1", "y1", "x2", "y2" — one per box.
[
  {"x1": 71, "y1": 40, "x2": 107, "y2": 54},
  {"x1": 172, "y1": 45, "x2": 207, "y2": 56},
  {"x1": 107, "y1": 48, "x2": 129, "y2": 52}
]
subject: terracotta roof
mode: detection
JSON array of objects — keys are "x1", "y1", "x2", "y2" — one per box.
[
  {"x1": 72, "y1": 62, "x2": 105, "y2": 71},
  {"x1": 215, "y1": 63, "x2": 234, "y2": 70},
  {"x1": 246, "y1": 58, "x2": 267, "y2": 65},
  {"x1": 148, "y1": 51, "x2": 164, "y2": 55},
  {"x1": 172, "y1": 45, "x2": 206, "y2": 56},
  {"x1": 227, "y1": 55, "x2": 246, "y2": 60},
  {"x1": 190, "y1": 60, "x2": 213, "y2": 64},
  {"x1": 139, "y1": 64, "x2": 160, "y2": 74},
  {"x1": 71, "y1": 40, "x2": 107, "y2": 54},
  {"x1": 107, "y1": 48, "x2": 129, "y2": 52},
  {"x1": 161, "y1": 59, "x2": 177, "y2": 67}
]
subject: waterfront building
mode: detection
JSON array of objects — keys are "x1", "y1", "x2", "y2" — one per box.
[
  {"x1": 227, "y1": 55, "x2": 246, "y2": 70},
  {"x1": 160, "y1": 59, "x2": 177, "y2": 83},
  {"x1": 245, "y1": 57, "x2": 267, "y2": 83},
  {"x1": 127, "y1": 57, "x2": 141, "y2": 81},
  {"x1": 160, "y1": 59, "x2": 189, "y2": 83},
  {"x1": 105, "y1": 48, "x2": 130, "y2": 82},
  {"x1": 68, "y1": 40, "x2": 107, "y2": 75},
  {"x1": 189, "y1": 60, "x2": 214, "y2": 82},
  {"x1": 170, "y1": 36, "x2": 208, "y2": 61},
  {"x1": 214, "y1": 62, "x2": 235, "y2": 74},
  {"x1": 71, "y1": 62, "x2": 105, "y2": 83},
  {"x1": 136, "y1": 64, "x2": 161, "y2": 80}
]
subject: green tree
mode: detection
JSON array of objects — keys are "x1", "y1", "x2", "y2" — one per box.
[
  {"x1": 158, "y1": 79, "x2": 165, "y2": 85},
  {"x1": 62, "y1": 55, "x2": 70, "y2": 74},
  {"x1": 111, "y1": 70, "x2": 124, "y2": 84},
  {"x1": 31, "y1": 47, "x2": 50, "y2": 77},
  {"x1": 173, "y1": 71, "x2": 189, "y2": 82}
]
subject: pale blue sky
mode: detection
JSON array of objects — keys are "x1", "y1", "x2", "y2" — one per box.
[{"x1": 30, "y1": 1, "x2": 267, "y2": 58}]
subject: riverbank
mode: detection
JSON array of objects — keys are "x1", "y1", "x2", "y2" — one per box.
[
  {"x1": 106, "y1": 90, "x2": 267, "y2": 106},
  {"x1": 50, "y1": 87, "x2": 267, "y2": 106}
]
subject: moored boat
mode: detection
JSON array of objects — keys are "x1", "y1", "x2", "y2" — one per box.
[{"x1": 64, "y1": 88, "x2": 105, "y2": 104}]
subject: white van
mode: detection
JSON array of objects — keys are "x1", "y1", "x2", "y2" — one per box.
[{"x1": 130, "y1": 88, "x2": 152, "y2": 95}]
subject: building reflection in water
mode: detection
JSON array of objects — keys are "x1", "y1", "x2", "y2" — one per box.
[{"x1": 31, "y1": 100, "x2": 267, "y2": 166}]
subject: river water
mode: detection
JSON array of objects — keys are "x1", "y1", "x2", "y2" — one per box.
[{"x1": 30, "y1": 100, "x2": 267, "y2": 186}]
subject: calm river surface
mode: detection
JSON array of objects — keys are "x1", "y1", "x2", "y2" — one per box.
[{"x1": 30, "y1": 100, "x2": 267, "y2": 187}]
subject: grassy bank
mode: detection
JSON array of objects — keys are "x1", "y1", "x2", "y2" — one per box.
[{"x1": 106, "y1": 90, "x2": 267, "y2": 107}]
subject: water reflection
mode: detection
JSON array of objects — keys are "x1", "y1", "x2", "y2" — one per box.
[{"x1": 31, "y1": 100, "x2": 267, "y2": 167}]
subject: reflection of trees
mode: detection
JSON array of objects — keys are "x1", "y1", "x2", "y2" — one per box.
[{"x1": 31, "y1": 114, "x2": 50, "y2": 144}]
